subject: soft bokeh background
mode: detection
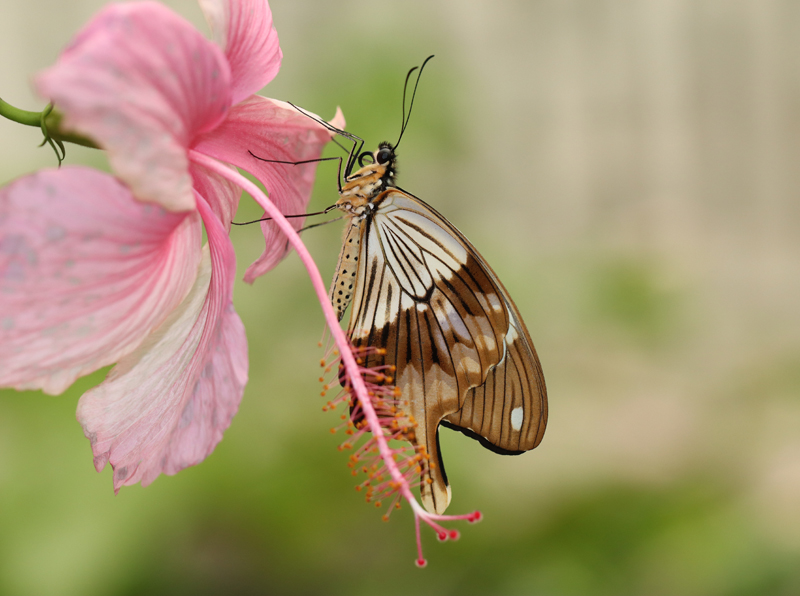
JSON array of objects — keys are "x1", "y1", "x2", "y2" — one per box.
[{"x1": 2, "y1": 0, "x2": 800, "y2": 594}]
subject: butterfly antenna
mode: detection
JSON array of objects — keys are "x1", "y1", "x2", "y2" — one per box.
[
  {"x1": 395, "y1": 55, "x2": 434, "y2": 149},
  {"x1": 399, "y1": 65, "x2": 420, "y2": 141}
]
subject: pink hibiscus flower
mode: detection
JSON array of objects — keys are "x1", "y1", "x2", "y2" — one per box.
[
  {"x1": 1, "y1": 0, "x2": 481, "y2": 564},
  {"x1": 0, "y1": 0, "x2": 343, "y2": 491}
]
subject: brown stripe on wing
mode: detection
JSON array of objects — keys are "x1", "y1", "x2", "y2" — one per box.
[
  {"x1": 358, "y1": 289, "x2": 453, "y2": 514},
  {"x1": 380, "y1": 222, "x2": 432, "y2": 299},
  {"x1": 428, "y1": 252, "x2": 508, "y2": 387},
  {"x1": 443, "y1": 314, "x2": 547, "y2": 453},
  {"x1": 349, "y1": 288, "x2": 459, "y2": 514}
]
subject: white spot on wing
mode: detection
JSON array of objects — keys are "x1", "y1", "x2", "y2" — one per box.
[
  {"x1": 511, "y1": 407, "x2": 523, "y2": 431},
  {"x1": 506, "y1": 323, "x2": 519, "y2": 342}
]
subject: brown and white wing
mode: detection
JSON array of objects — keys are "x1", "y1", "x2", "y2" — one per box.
[{"x1": 344, "y1": 189, "x2": 547, "y2": 514}]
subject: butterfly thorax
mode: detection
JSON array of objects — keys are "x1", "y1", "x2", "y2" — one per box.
[
  {"x1": 336, "y1": 166, "x2": 385, "y2": 214},
  {"x1": 335, "y1": 143, "x2": 397, "y2": 216}
]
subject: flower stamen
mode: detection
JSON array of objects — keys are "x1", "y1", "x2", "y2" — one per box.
[{"x1": 319, "y1": 341, "x2": 480, "y2": 563}]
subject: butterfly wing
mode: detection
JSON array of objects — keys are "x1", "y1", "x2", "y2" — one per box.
[{"x1": 343, "y1": 189, "x2": 547, "y2": 514}]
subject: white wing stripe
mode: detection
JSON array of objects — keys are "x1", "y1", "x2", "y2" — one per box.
[
  {"x1": 381, "y1": 223, "x2": 432, "y2": 297},
  {"x1": 387, "y1": 211, "x2": 467, "y2": 269}
]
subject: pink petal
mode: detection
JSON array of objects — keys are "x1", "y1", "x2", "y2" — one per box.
[
  {"x1": 193, "y1": 96, "x2": 345, "y2": 281},
  {"x1": 35, "y1": 2, "x2": 233, "y2": 212},
  {"x1": 0, "y1": 167, "x2": 201, "y2": 394},
  {"x1": 190, "y1": 161, "x2": 242, "y2": 232},
  {"x1": 199, "y1": 0, "x2": 282, "y2": 105},
  {"x1": 76, "y1": 195, "x2": 247, "y2": 491}
]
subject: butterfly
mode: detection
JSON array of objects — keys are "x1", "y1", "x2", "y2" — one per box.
[{"x1": 324, "y1": 57, "x2": 548, "y2": 514}]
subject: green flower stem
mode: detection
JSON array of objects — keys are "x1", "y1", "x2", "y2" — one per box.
[
  {"x1": 0, "y1": 97, "x2": 42, "y2": 126},
  {"x1": 0, "y1": 96, "x2": 98, "y2": 149}
]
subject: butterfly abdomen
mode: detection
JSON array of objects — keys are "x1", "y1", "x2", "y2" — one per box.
[{"x1": 330, "y1": 220, "x2": 362, "y2": 321}]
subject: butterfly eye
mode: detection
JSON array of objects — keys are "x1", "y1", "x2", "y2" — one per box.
[
  {"x1": 376, "y1": 147, "x2": 393, "y2": 165},
  {"x1": 358, "y1": 152, "x2": 375, "y2": 167}
]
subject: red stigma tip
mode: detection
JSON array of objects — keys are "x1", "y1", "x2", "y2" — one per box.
[
  {"x1": 449, "y1": 530, "x2": 460, "y2": 541},
  {"x1": 469, "y1": 511, "x2": 483, "y2": 523},
  {"x1": 436, "y1": 531, "x2": 447, "y2": 542},
  {"x1": 415, "y1": 558, "x2": 427, "y2": 569}
]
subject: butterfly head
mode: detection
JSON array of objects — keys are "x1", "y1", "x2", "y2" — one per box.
[
  {"x1": 366, "y1": 141, "x2": 397, "y2": 184},
  {"x1": 338, "y1": 142, "x2": 398, "y2": 210},
  {"x1": 354, "y1": 141, "x2": 396, "y2": 186}
]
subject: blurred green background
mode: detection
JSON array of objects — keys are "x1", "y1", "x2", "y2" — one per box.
[{"x1": 2, "y1": 1, "x2": 800, "y2": 594}]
